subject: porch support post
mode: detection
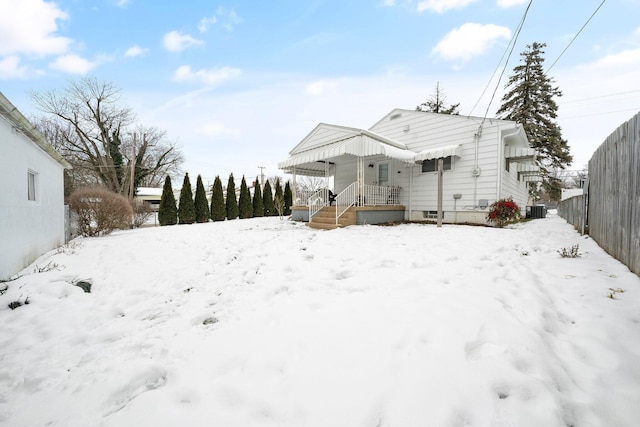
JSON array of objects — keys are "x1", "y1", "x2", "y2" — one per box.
[
  {"x1": 292, "y1": 167, "x2": 297, "y2": 204},
  {"x1": 357, "y1": 156, "x2": 364, "y2": 204},
  {"x1": 437, "y1": 158, "x2": 444, "y2": 228}
]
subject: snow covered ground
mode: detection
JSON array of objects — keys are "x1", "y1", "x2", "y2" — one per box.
[{"x1": 1, "y1": 212, "x2": 639, "y2": 427}]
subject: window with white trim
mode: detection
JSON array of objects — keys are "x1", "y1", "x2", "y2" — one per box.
[
  {"x1": 421, "y1": 156, "x2": 452, "y2": 173},
  {"x1": 27, "y1": 170, "x2": 37, "y2": 201}
]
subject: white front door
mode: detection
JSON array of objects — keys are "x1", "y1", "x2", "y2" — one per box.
[{"x1": 377, "y1": 162, "x2": 390, "y2": 186}]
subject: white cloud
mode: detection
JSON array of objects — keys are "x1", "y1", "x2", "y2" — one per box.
[
  {"x1": 417, "y1": 0, "x2": 479, "y2": 13},
  {"x1": 198, "y1": 122, "x2": 241, "y2": 137},
  {"x1": 432, "y1": 23, "x2": 511, "y2": 62},
  {"x1": 173, "y1": 65, "x2": 241, "y2": 86},
  {"x1": 586, "y1": 48, "x2": 640, "y2": 69},
  {"x1": 163, "y1": 31, "x2": 204, "y2": 52},
  {"x1": 0, "y1": 56, "x2": 29, "y2": 80},
  {"x1": 306, "y1": 80, "x2": 339, "y2": 96},
  {"x1": 217, "y1": 7, "x2": 242, "y2": 32},
  {"x1": 198, "y1": 16, "x2": 217, "y2": 33},
  {"x1": 382, "y1": 0, "x2": 396, "y2": 6},
  {"x1": 116, "y1": 0, "x2": 129, "y2": 7},
  {"x1": 125, "y1": 45, "x2": 148, "y2": 57},
  {"x1": 0, "y1": 0, "x2": 71, "y2": 56},
  {"x1": 49, "y1": 53, "x2": 97, "y2": 74},
  {"x1": 496, "y1": 0, "x2": 528, "y2": 7}
]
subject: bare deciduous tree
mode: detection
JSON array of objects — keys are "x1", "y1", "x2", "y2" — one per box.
[{"x1": 32, "y1": 77, "x2": 183, "y2": 196}]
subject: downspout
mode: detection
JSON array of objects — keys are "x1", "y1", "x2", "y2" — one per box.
[
  {"x1": 472, "y1": 126, "x2": 482, "y2": 208},
  {"x1": 408, "y1": 163, "x2": 413, "y2": 221}
]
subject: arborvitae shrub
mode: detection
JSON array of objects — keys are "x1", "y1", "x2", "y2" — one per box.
[
  {"x1": 194, "y1": 175, "x2": 210, "y2": 223},
  {"x1": 210, "y1": 176, "x2": 225, "y2": 221},
  {"x1": 263, "y1": 180, "x2": 275, "y2": 216},
  {"x1": 69, "y1": 186, "x2": 133, "y2": 236},
  {"x1": 238, "y1": 176, "x2": 253, "y2": 219},
  {"x1": 178, "y1": 173, "x2": 195, "y2": 224},
  {"x1": 158, "y1": 176, "x2": 177, "y2": 226},
  {"x1": 226, "y1": 174, "x2": 239, "y2": 220},
  {"x1": 252, "y1": 178, "x2": 264, "y2": 217},
  {"x1": 284, "y1": 181, "x2": 292, "y2": 215}
]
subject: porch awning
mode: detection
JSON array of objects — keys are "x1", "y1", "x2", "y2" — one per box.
[
  {"x1": 278, "y1": 132, "x2": 416, "y2": 169},
  {"x1": 505, "y1": 146, "x2": 536, "y2": 162},
  {"x1": 517, "y1": 163, "x2": 541, "y2": 179},
  {"x1": 414, "y1": 144, "x2": 462, "y2": 161}
]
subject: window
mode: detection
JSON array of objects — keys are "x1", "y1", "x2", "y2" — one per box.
[
  {"x1": 422, "y1": 156, "x2": 452, "y2": 173},
  {"x1": 27, "y1": 171, "x2": 36, "y2": 201}
]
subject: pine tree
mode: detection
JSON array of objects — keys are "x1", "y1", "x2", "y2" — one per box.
[
  {"x1": 178, "y1": 173, "x2": 196, "y2": 224},
  {"x1": 497, "y1": 42, "x2": 572, "y2": 178},
  {"x1": 263, "y1": 180, "x2": 275, "y2": 217},
  {"x1": 252, "y1": 177, "x2": 264, "y2": 217},
  {"x1": 284, "y1": 181, "x2": 293, "y2": 215},
  {"x1": 158, "y1": 175, "x2": 177, "y2": 226},
  {"x1": 194, "y1": 174, "x2": 210, "y2": 223},
  {"x1": 226, "y1": 173, "x2": 239, "y2": 220},
  {"x1": 210, "y1": 176, "x2": 226, "y2": 221},
  {"x1": 416, "y1": 82, "x2": 460, "y2": 115},
  {"x1": 238, "y1": 176, "x2": 253, "y2": 219}
]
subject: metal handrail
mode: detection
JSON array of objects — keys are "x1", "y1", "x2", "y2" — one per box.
[{"x1": 335, "y1": 182, "x2": 358, "y2": 224}]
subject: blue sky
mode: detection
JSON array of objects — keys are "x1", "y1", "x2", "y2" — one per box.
[{"x1": 1, "y1": 0, "x2": 639, "y2": 185}]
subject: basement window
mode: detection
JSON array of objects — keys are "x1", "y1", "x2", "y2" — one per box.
[
  {"x1": 27, "y1": 170, "x2": 37, "y2": 201},
  {"x1": 422, "y1": 156, "x2": 452, "y2": 173},
  {"x1": 423, "y1": 210, "x2": 438, "y2": 219}
]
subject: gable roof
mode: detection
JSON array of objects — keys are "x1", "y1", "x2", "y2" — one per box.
[
  {"x1": 279, "y1": 123, "x2": 417, "y2": 171},
  {"x1": 0, "y1": 91, "x2": 71, "y2": 169}
]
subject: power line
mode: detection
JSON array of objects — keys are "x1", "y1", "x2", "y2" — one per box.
[
  {"x1": 471, "y1": 0, "x2": 533, "y2": 122},
  {"x1": 546, "y1": 0, "x2": 607, "y2": 73},
  {"x1": 560, "y1": 89, "x2": 640, "y2": 104}
]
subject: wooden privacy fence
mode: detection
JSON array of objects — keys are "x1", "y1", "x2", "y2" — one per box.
[
  {"x1": 557, "y1": 194, "x2": 587, "y2": 235},
  {"x1": 582, "y1": 112, "x2": 640, "y2": 276}
]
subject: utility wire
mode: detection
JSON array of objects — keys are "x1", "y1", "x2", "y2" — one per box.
[
  {"x1": 469, "y1": 0, "x2": 533, "y2": 122},
  {"x1": 560, "y1": 89, "x2": 640, "y2": 104},
  {"x1": 477, "y1": 0, "x2": 533, "y2": 126},
  {"x1": 546, "y1": 0, "x2": 607, "y2": 73}
]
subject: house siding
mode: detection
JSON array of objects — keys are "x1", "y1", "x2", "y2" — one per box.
[
  {"x1": 0, "y1": 110, "x2": 66, "y2": 280},
  {"x1": 370, "y1": 110, "x2": 509, "y2": 220}
]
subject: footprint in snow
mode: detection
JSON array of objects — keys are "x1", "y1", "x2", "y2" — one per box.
[{"x1": 103, "y1": 366, "x2": 168, "y2": 417}]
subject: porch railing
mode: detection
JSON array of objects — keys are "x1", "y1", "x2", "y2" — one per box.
[
  {"x1": 308, "y1": 188, "x2": 329, "y2": 219},
  {"x1": 294, "y1": 189, "x2": 315, "y2": 206},
  {"x1": 335, "y1": 182, "x2": 358, "y2": 224},
  {"x1": 362, "y1": 185, "x2": 401, "y2": 206}
]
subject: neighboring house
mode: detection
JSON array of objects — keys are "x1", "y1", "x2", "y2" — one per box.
[
  {"x1": 135, "y1": 187, "x2": 163, "y2": 211},
  {"x1": 278, "y1": 108, "x2": 540, "y2": 228},
  {"x1": 0, "y1": 91, "x2": 71, "y2": 280},
  {"x1": 561, "y1": 188, "x2": 584, "y2": 201}
]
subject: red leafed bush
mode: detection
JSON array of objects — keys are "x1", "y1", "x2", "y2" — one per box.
[{"x1": 486, "y1": 197, "x2": 521, "y2": 228}]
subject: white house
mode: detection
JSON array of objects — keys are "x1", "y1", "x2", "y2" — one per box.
[
  {"x1": 278, "y1": 108, "x2": 540, "y2": 228},
  {"x1": 0, "y1": 91, "x2": 71, "y2": 280}
]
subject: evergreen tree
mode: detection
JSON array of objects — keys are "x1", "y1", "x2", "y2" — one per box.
[
  {"x1": 284, "y1": 181, "x2": 293, "y2": 215},
  {"x1": 274, "y1": 178, "x2": 285, "y2": 217},
  {"x1": 416, "y1": 82, "x2": 460, "y2": 114},
  {"x1": 194, "y1": 174, "x2": 210, "y2": 223},
  {"x1": 263, "y1": 180, "x2": 275, "y2": 217},
  {"x1": 225, "y1": 173, "x2": 239, "y2": 220},
  {"x1": 210, "y1": 176, "x2": 226, "y2": 221},
  {"x1": 496, "y1": 42, "x2": 572, "y2": 179},
  {"x1": 252, "y1": 177, "x2": 264, "y2": 217},
  {"x1": 178, "y1": 173, "x2": 196, "y2": 224},
  {"x1": 158, "y1": 175, "x2": 177, "y2": 226},
  {"x1": 238, "y1": 176, "x2": 253, "y2": 219}
]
